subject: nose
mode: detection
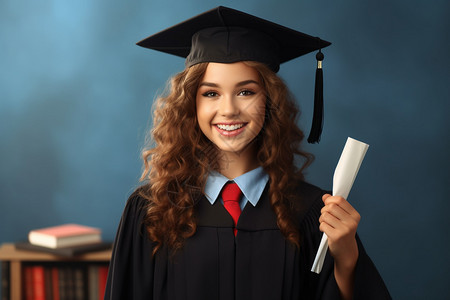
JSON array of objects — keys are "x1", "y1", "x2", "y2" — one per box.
[{"x1": 219, "y1": 95, "x2": 239, "y2": 117}]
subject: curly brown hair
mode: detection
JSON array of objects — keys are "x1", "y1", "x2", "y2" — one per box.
[{"x1": 140, "y1": 61, "x2": 313, "y2": 254}]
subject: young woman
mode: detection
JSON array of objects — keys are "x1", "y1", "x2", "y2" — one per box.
[{"x1": 105, "y1": 7, "x2": 391, "y2": 300}]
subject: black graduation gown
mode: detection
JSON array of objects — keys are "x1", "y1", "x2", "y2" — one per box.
[{"x1": 104, "y1": 180, "x2": 391, "y2": 300}]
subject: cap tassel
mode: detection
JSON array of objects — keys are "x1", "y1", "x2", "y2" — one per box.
[{"x1": 307, "y1": 50, "x2": 324, "y2": 144}]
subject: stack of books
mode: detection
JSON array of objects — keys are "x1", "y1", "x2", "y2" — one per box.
[
  {"x1": 16, "y1": 224, "x2": 111, "y2": 257},
  {"x1": 21, "y1": 263, "x2": 109, "y2": 300},
  {"x1": 10, "y1": 224, "x2": 112, "y2": 299}
]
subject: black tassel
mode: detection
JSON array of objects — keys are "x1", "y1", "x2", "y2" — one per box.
[{"x1": 307, "y1": 50, "x2": 324, "y2": 144}]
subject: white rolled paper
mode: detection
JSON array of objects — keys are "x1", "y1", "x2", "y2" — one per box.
[{"x1": 311, "y1": 137, "x2": 369, "y2": 274}]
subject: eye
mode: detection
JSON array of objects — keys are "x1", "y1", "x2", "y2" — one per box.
[
  {"x1": 238, "y1": 90, "x2": 255, "y2": 96},
  {"x1": 201, "y1": 91, "x2": 219, "y2": 98}
]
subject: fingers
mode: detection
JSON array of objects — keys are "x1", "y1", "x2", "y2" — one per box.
[
  {"x1": 322, "y1": 194, "x2": 360, "y2": 218},
  {"x1": 319, "y1": 194, "x2": 360, "y2": 237},
  {"x1": 322, "y1": 194, "x2": 360, "y2": 223},
  {"x1": 319, "y1": 213, "x2": 356, "y2": 240},
  {"x1": 319, "y1": 194, "x2": 360, "y2": 269}
]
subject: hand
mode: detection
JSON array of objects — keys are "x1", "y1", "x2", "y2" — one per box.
[
  {"x1": 319, "y1": 194, "x2": 360, "y2": 269},
  {"x1": 319, "y1": 194, "x2": 360, "y2": 300}
]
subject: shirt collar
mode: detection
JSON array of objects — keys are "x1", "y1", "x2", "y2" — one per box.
[{"x1": 204, "y1": 166, "x2": 269, "y2": 207}]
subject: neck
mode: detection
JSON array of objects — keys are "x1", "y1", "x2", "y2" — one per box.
[{"x1": 217, "y1": 144, "x2": 259, "y2": 179}]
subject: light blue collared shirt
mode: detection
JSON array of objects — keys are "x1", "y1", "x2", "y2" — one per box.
[{"x1": 204, "y1": 166, "x2": 269, "y2": 210}]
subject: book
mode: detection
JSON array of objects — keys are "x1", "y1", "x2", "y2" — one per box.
[
  {"x1": 44, "y1": 266, "x2": 53, "y2": 300},
  {"x1": 1, "y1": 262, "x2": 10, "y2": 300},
  {"x1": 28, "y1": 224, "x2": 102, "y2": 248},
  {"x1": 98, "y1": 266, "x2": 109, "y2": 300},
  {"x1": 51, "y1": 266, "x2": 60, "y2": 300},
  {"x1": 74, "y1": 267, "x2": 86, "y2": 300},
  {"x1": 58, "y1": 266, "x2": 69, "y2": 300},
  {"x1": 32, "y1": 265, "x2": 46, "y2": 300},
  {"x1": 88, "y1": 265, "x2": 99, "y2": 300},
  {"x1": 23, "y1": 266, "x2": 33, "y2": 300},
  {"x1": 15, "y1": 241, "x2": 112, "y2": 257}
]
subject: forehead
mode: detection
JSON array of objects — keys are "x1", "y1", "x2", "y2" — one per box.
[{"x1": 201, "y1": 62, "x2": 261, "y2": 84}]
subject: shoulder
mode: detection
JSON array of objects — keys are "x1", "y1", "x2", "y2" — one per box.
[
  {"x1": 126, "y1": 185, "x2": 150, "y2": 208},
  {"x1": 118, "y1": 185, "x2": 151, "y2": 230}
]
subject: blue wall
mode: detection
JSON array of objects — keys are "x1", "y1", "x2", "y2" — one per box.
[{"x1": 1, "y1": 0, "x2": 449, "y2": 298}]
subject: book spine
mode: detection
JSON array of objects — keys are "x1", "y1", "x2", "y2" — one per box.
[
  {"x1": 58, "y1": 267, "x2": 67, "y2": 300},
  {"x1": 88, "y1": 265, "x2": 99, "y2": 300},
  {"x1": 32, "y1": 265, "x2": 46, "y2": 300},
  {"x1": 52, "y1": 266, "x2": 60, "y2": 300},
  {"x1": 1, "y1": 262, "x2": 10, "y2": 300},
  {"x1": 23, "y1": 266, "x2": 34, "y2": 300},
  {"x1": 66, "y1": 267, "x2": 75, "y2": 300},
  {"x1": 98, "y1": 266, "x2": 108, "y2": 300},
  {"x1": 74, "y1": 267, "x2": 85, "y2": 300},
  {"x1": 44, "y1": 266, "x2": 53, "y2": 300}
]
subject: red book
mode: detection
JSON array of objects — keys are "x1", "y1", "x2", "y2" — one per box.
[
  {"x1": 28, "y1": 224, "x2": 101, "y2": 248},
  {"x1": 23, "y1": 266, "x2": 33, "y2": 300},
  {"x1": 32, "y1": 266, "x2": 46, "y2": 300},
  {"x1": 51, "y1": 267, "x2": 60, "y2": 300},
  {"x1": 98, "y1": 266, "x2": 109, "y2": 300}
]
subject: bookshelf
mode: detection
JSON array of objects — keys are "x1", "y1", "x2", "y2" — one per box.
[{"x1": 0, "y1": 243, "x2": 111, "y2": 300}]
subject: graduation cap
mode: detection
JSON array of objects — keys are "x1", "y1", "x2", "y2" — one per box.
[{"x1": 137, "y1": 6, "x2": 331, "y2": 143}]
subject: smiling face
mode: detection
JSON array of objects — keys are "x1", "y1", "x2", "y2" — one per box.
[{"x1": 196, "y1": 62, "x2": 266, "y2": 169}]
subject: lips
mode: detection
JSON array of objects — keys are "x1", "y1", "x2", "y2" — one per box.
[
  {"x1": 214, "y1": 123, "x2": 247, "y2": 136},
  {"x1": 216, "y1": 124, "x2": 244, "y2": 131}
]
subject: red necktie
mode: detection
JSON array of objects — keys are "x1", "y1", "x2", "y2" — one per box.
[{"x1": 221, "y1": 182, "x2": 242, "y2": 236}]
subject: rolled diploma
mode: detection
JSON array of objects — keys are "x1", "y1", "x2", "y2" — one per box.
[{"x1": 311, "y1": 137, "x2": 369, "y2": 274}]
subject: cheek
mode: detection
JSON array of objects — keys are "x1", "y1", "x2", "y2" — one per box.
[
  {"x1": 196, "y1": 101, "x2": 213, "y2": 129},
  {"x1": 251, "y1": 100, "x2": 266, "y2": 126}
]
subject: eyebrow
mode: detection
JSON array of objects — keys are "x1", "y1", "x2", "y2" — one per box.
[{"x1": 198, "y1": 80, "x2": 260, "y2": 88}]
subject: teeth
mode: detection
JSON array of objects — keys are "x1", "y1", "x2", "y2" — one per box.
[{"x1": 217, "y1": 124, "x2": 244, "y2": 131}]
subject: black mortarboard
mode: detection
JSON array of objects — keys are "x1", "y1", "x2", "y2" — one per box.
[{"x1": 137, "y1": 6, "x2": 331, "y2": 143}]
